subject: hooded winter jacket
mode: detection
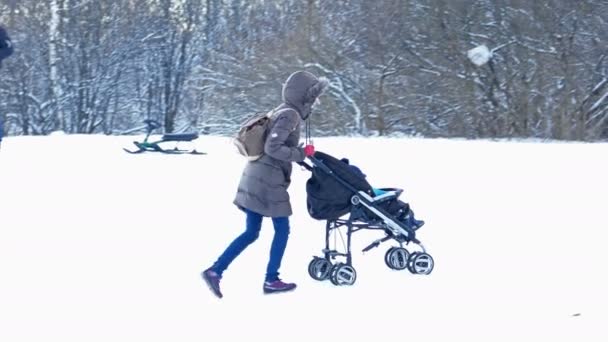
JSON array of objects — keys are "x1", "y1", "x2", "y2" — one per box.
[{"x1": 233, "y1": 71, "x2": 329, "y2": 217}]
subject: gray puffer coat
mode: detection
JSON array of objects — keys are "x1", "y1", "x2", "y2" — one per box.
[{"x1": 233, "y1": 71, "x2": 329, "y2": 217}]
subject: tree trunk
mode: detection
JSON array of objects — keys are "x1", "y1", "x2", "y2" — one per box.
[{"x1": 49, "y1": 0, "x2": 64, "y2": 132}]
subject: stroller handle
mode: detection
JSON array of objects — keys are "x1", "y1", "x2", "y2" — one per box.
[
  {"x1": 297, "y1": 154, "x2": 322, "y2": 172},
  {"x1": 298, "y1": 154, "x2": 334, "y2": 173},
  {"x1": 297, "y1": 160, "x2": 312, "y2": 171}
]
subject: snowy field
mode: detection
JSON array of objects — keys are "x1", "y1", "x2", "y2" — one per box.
[{"x1": 1, "y1": 133, "x2": 607, "y2": 342}]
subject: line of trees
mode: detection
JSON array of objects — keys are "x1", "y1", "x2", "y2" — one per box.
[{"x1": 1, "y1": 0, "x2": 606, "y2": 141}]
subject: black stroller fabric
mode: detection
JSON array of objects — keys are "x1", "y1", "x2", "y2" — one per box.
[
  {"x1": 305, "y1": 152, "x2": 410, "y2": 221},
  {"x1": 306, "y1": 152, "x2": 374, "y2": 220}
]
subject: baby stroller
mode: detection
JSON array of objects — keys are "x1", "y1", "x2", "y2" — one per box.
[{"x1": 299, "y1": 151, "x2": 434, "y2": 286}]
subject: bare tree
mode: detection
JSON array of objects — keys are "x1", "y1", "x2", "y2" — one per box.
[{"x1": 1, "y1": 0, "x2": 607, "y2": 141}]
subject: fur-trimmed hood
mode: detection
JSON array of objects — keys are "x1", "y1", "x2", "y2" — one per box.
[{"x1": 282, "y1": 71, "x2": 329, "y2": 120}]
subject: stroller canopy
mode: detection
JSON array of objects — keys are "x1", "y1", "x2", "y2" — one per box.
[{"x1": 305, "y1": 151, "x2": 374, "y2": 220}]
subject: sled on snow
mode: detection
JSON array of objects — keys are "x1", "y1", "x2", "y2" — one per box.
[{"x1": 123, "y1": 119, "x2": 206, "y2": 155}]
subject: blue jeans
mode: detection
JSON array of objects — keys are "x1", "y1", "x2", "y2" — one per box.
[{"x1": 211, "y1": 208, "x2": 290, "y2": 282}]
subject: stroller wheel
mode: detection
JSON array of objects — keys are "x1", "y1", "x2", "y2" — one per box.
[
  {"x1": 330, "y1": 263, "x2": 357, "y2": 286},
  {"x1": 384, "y1": 247, "x2": 396, "y2": 268},
  {"x1": 329, "y1": 263, "x2": 341, "y2": 285},
  {"x1": 385, "y1": 247, "x2": 409, "y2": 270},
  {"x1": 407, "y1": 252, "x2": 434, "y2": 275},
  {"x1": 308, "y1": 257, "x2": 331, "y2": 281}
]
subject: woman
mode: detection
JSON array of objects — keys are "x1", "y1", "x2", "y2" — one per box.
[{"x1": 202, "y1": 71, "x2": 328, "y2": 298}]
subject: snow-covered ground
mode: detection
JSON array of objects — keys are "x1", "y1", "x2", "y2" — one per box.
[{"x1": 1, "y1": 133, "x2": 606, "y2": 341}]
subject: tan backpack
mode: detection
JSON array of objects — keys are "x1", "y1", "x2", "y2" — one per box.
[{"x1": 233, "y1": 110, "x2": 275, "y2": 160}]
